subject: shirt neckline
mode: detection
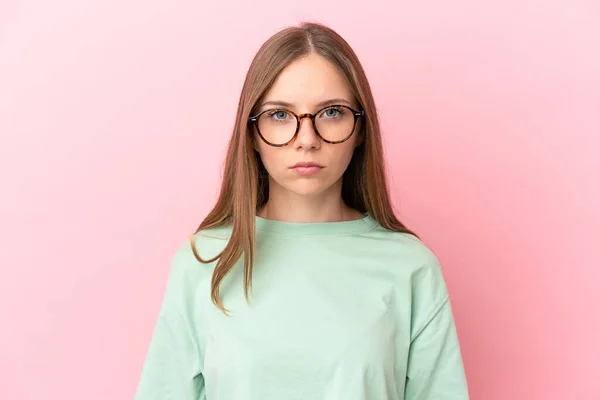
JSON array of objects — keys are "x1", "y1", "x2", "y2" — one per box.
[{"x1": 254, "y1": 213, "x2": 379, "y2": 236}]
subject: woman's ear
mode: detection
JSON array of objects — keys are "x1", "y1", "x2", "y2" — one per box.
[
  {"x1": 355, "y1": 131, "x2": 364, "y2": 147},
  {"x1": 249, "y1": 127, "x2": 259, "y2": 151},
  {"x1": 354, "y1": 121, "x2": 365, "y2": 147}
]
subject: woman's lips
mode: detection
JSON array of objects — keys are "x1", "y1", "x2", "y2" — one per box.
[{"x1": 290, "y1": 162, "x2": 323, "y2": 176}]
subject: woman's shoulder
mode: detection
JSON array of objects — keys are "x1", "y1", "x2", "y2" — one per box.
[
  {"x1": 369, "y1": 225, "x2": 451, "y2": 303},
  {"x1": 166, "y1": 224, "x2": 233, "y2": 282},
  {"x1": 366, "y1": 224, "x2": 441, "y2": 268},
  {"x1": 189, "y1": 224, "x2": 232, "y2": 256}
]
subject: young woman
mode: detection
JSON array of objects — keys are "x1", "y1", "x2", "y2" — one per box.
[{"x1": 135, "y1": 22, "x2": 469, "y2": 400}]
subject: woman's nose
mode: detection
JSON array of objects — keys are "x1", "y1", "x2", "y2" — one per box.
[{"x1": 294, "y1": 116, "x2": 320, "y2": 149}]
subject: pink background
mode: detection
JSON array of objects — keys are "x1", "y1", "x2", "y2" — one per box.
[{"x1": 1, "y1": 1, "x2": 599, "y2": 399}]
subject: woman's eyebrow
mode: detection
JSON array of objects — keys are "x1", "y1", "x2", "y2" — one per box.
[
  {"x1": 260, "y1": 98, "x2": 354, "y2": 109},
  {"x1": 315, "y1": 98, "x2": 353, "y2": 107},
  {"x1": 261, "y1": 100, "x2": 294, "y2": 108}
]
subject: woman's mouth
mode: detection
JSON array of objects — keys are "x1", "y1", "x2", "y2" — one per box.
[{"x1": 290, "y1": 162, "x2": 324, "y2": 176}]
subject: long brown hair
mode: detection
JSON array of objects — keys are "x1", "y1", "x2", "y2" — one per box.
[{"x1": 190, "y1": 22, "x2": 415, "y2": 312}]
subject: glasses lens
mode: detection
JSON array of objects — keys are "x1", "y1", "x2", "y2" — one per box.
[
  {"x1": 314, "y1": 106, "x2": 356, "y2": 142},
  {"x1": 258, "y1": 110, "x2": 297, "y2": 145}
]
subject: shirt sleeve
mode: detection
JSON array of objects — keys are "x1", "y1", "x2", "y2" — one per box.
[
  {"x1": 404, "y1": 251, "x2": 470, "y2": 399},
  {"x1": 134, "y1": 240, "x2": 206, "y2": 400}
]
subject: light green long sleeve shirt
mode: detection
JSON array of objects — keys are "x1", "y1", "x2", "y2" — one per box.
[{"x1": 135, "y1": 215, "x2": 469, "y2": 399}]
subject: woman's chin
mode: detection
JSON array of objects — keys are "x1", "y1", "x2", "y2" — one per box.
[{"x1": 282, "y1": 181, "x2": 332, "y2": 198}]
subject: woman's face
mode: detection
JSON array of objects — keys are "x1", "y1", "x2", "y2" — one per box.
[{"x1": 253, "y1": 54, "x2": 361, "y2": 199}]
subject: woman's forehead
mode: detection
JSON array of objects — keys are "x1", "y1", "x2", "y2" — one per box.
[{"x1": 262, "y1": 54, "x2": 354, "y2": 108}]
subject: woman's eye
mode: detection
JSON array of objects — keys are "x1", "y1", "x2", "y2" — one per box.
[
  {"x1": 268, "y1": 110, "x2": 289, "y2": 120},
  {"x1": 322, "y1": 107, "x2": 343, "y2": 118}
]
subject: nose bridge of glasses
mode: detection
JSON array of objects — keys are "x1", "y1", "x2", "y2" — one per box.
[
  {"x1": 296, "y1": 112, "x2": 317, "y2": 133},
  {"x1": 297, "y1": 113, "x2": 315, "y2": 123}
]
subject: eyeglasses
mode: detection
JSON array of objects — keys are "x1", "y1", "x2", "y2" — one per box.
[{"x1": 249, "y1": 105, "x2": 364, "y2": 147}]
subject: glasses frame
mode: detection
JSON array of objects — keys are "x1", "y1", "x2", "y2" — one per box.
[{"x1": 248, "y1": 105, "x2": 365, "y2": 147}]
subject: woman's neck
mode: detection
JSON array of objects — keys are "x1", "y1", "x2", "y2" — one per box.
[{"x1": 257, "y1": 193, "x2": 364, "y2": 224}]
